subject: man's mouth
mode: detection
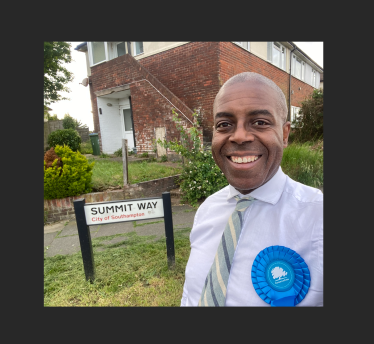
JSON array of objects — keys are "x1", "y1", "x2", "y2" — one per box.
[{"x1": 228, "y1": 155, "x2": 261, "y2": 164}]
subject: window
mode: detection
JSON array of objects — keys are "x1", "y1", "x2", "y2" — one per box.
[
  {"x1": 233, "y1": 42, "x2": 250, "y2": 51},
  {"x1": 268, "y1": 42, "x2": 286, "y2": 70},
  {"x1": 117, "y1": 42, "x2": 127, "y2": 57},
  {"x1": 291, "y1": 106, "x2": 302, "y2": 128},
  {"x1": 88, "y1": 42, "x2": 108, "y2": 66},
  {"x1": 134, "y1": 42, "x2": 144, "y2": 56},
  {"x1": 311, "y1": 69, "x2": 316, "y2": 87},
  {"x1": 292, "y1": 54, "x2": 306, "y2": 81}
]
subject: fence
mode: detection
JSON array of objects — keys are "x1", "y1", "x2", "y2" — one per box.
[{"x1": 44, "y1": 120, "x2": 90, "y2": 150}]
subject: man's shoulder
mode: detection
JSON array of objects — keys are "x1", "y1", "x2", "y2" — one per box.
[
  {"x1": 283, "y1": 176, "x2": 323, "y2": 205},
  {"x1": 199, "y1": 185, "x2": 230, "y2": 208}
]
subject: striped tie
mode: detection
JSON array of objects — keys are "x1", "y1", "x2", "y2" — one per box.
[{"x1": 198, "y1": 195, "x2": 255, "y2": 306}]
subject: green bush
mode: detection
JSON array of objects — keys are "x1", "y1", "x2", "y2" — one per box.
[
  {"x1": 292, "y1": 89, "x2": 323, "y2": 143},
  {"x1": 158, "y1": 110, "x2": 228, "y2": 206},
  {"x1": 160, "y1": 154, "x2": 168, "y2": 162},
  {"x1": 44, "y1": 145, "x2": 95, "y2": 200},
  {"x1": 48, "y1": 129, "x2": 81, "y2": 152},
  {"x1": 140, "y1": 152, "x2": 149, "y2": 158},
  {"x1": 78, "y1": 141, "x2": 93, "y2": 154}
]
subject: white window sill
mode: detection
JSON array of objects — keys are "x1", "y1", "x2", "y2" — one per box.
[{"x1": 90, "y1": 59, "x2": 107, "y2": 67}]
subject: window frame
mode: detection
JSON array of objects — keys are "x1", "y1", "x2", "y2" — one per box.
[
  {"x1": 133, "y1": 42, "x2": 144, "y2": 56},
  {"x1": 311, "y1": 69, "x2": 316, "y2": 88},
  {"x1": 290, "y1": 106, "x2": 302, "y2": 128},
  {"x1": 87, "y1": 42, "x2": 109, "y2": 67},
  {"x1": 116, "y1": 41, "x2": 127, "y2": 58},
  {"x1": 270, "y1": 42, "x2": 286, "y2": 71}
]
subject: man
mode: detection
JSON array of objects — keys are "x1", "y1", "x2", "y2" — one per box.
[{"x1": 181, "y1": 72, "x2": 323, "y2": 306}]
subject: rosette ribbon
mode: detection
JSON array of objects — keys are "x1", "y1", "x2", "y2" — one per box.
[{"x1": 251, "y1": 246, "x2": 311, "y2": 307}]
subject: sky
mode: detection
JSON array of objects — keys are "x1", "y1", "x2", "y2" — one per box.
[{"x1": 49, "y1": 41, "x2": 323, "y2": 130}]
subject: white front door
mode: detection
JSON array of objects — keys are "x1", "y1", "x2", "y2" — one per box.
[{"x1": 120, "y1": 106, "x2": 135, "y2": 151}]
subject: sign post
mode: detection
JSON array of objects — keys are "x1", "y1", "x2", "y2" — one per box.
[
  {"x1": 73, "y1": 198, "x2": 95, "y2": 282},
  {"x1": 73, "y1": 192, "x2": 176, "y2": 282},
  {"x1": 122, "y1": 139, "x2": 128, "y2": 186},
  {"x1": 162, "y1": 192, "x2": 175, "y2": 268}
]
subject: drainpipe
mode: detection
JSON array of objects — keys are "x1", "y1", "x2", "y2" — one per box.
[
  {"x1": 127, "y1": 42, "x2": 132, "y2": 56},
  {"x1": 288, "y1": 43, "x2": 296, "y2": 122}
]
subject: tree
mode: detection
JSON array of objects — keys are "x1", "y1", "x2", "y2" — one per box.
[
  {"x1": 44, "y1": 42, "x2": 74, "y2": 108},
  {"x1": 48, "y1": 114, "x2": 59, "y2": 121},
  {"x1": 292, "y1": 88, "x2": 323, "y2": 143},
  {"x1": 62, "y1": 113, "x2": 87, "y2": 129}
]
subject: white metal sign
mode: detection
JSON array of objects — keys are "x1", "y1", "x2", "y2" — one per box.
[{"x1": 84, "y1": 198, "x2": 164, "y2": 226}]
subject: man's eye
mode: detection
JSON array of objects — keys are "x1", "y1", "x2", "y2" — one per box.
[
  {"x1": 253, "y1": 120, "x2": 267, "y2": 126},
  {"x1": 216, "y1": 122, "x2": 232, "y2": 129}
]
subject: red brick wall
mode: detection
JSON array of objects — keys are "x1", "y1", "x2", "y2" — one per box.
[
  {"x1": 139, "y1": 42, "x2": 221, "y2": 142},
  {"x1": 88, "y1": 42, "x2": 316, "y2": 149},
  {"x1": 218, "y1": 42, "x2": 315, "y2": 120},
  {"x1": 89, "y1": 54, "x2": 195, "y2": 153}
]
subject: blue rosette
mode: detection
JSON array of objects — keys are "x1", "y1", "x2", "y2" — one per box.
[{"x1": 251, "y1": 246, "x2": 311, "y2": 307}]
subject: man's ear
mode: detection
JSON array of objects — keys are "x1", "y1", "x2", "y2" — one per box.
[{"x1": 282, "y1": 121, "x2": 291, "y2": 148}]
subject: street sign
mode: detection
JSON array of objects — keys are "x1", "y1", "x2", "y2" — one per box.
[
  {"x1": 84, "y1": 198, "x2": 164, "y2": 225},
  {"x1": 73, "y1": 192, "x2": 175, "y2": 282}
]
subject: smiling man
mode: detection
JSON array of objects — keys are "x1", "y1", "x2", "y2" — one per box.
[{"x1": 181, "y1": 72, "x2": 323, "y2": 307}]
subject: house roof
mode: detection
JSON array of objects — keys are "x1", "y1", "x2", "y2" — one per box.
[{"x1": 75, "y1": 42, "x2": 87, "y2": 51}]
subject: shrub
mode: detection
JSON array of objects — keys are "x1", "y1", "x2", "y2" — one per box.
[
  {"x1": 160, "y1": 154, "x2": 168, "y2": 162},
  {"x1": 78, "y1": 141, "x2": 93, "y2": 155},
  {"x1": 44, "y1": 145, "x2": 95, "y2": 200},
  {"x1": 114, "y1": 148, "x2": 122, "y2": 157},
  {"x1": 48, "y1": 129, "x2": 81, "y2": 152},
  {"x1": 158, "y1": 110, "x2": 228, "y2": 206},
  {"x1": 292, "y1": 89, "x2": 323, "y2": 143},
  {"x1": 140, "y1": 152, "x2": 149, "y2": 158}
]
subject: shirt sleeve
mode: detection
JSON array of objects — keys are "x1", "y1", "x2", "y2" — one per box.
[{"x1": 180, "y1": 279, "x2": 188, "y2": 306}]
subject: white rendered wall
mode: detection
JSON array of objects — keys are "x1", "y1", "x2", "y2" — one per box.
[{"x1": 97, "y1": 97, "x2": 122, "y2": 154}]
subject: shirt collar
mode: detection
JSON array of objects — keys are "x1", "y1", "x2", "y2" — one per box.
[{"x1": 227, "y1": 166, "x2": 287, "y2": 205}]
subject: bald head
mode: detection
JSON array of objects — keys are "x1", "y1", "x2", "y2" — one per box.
[{"x1": 213, "y1": 72, "x2": 288, "y2": 123}]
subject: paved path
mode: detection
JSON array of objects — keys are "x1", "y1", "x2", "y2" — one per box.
[{"x1": 44, "y1": 204, "x2": 197, "y2": 257}]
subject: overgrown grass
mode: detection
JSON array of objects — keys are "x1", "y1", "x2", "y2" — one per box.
[
  {"x1": 44, "y1": 229, "x2": 191, "y2": 306},
  {"x1": 88, "y1": 159, "x2": 182, "y2": 191},
  {"x1": 281, "y1": 141, "x2": 323, "y2": 188},
  {"x1": 78, "y1": 141, "x2": 93, "y2": 155}
]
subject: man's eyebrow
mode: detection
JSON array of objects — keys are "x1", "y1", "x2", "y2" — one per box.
[{"x1": 214, "y1": 109, "x2": 274, "y2": 119}]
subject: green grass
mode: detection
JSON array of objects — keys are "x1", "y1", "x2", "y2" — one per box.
[
  {"x1": 44, "y1": 229, "x2": 191, "y2": 306},
  {"x1": 281, "y1": 141, "x2": 323, "y2": 188},
  {"x1": 88, "y1": 159, "x2": 182, "y2": 191}
]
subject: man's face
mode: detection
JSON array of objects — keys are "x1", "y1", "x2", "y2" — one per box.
[{"x1": 212, "y1": 81, "x2": 290, "y2": 194}]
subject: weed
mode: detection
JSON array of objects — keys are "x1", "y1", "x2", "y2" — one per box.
[
  {"x1": 99, "y1": 153, "x2": 110, "y2": 158},
  {"x1": 160, "y1": 155, "x2": 168, "y2": 162},
  {"x1": 140, "y1": 152, "x2": 149, "y2": 158}
]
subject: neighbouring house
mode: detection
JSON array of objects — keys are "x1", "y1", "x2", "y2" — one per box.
[{"x1": 75, "y1": 42, "x2": 323, "y2": 156}]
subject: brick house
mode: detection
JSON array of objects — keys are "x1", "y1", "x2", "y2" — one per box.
[{"x1": 75, "y1": 42, "x2": 323, "y2": 156}]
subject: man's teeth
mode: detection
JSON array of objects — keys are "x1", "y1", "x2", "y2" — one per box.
[{"x1": 230, "y1": 156, "x2": 259, "y2": 163}]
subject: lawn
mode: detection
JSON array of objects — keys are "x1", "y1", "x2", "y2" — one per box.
[
  {"x1": 44, "y1": 229, "x2": 192, "y2": 307},
  {"x1": 88, "y1": 159, "x2": 182, "y2": 191}
]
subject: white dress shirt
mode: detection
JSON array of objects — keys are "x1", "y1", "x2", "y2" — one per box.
[{"x1": 181, "y1": 166, "x2": 323, "y2": 307}]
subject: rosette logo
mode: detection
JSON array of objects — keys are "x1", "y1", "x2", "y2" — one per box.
[{"x1": 266, "y1": 261, "x2": 295, "y2": 292}]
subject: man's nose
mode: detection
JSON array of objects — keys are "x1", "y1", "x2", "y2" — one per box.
[{"x1": 229, "y1": 125, "x2": 254, "y2": 145}]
